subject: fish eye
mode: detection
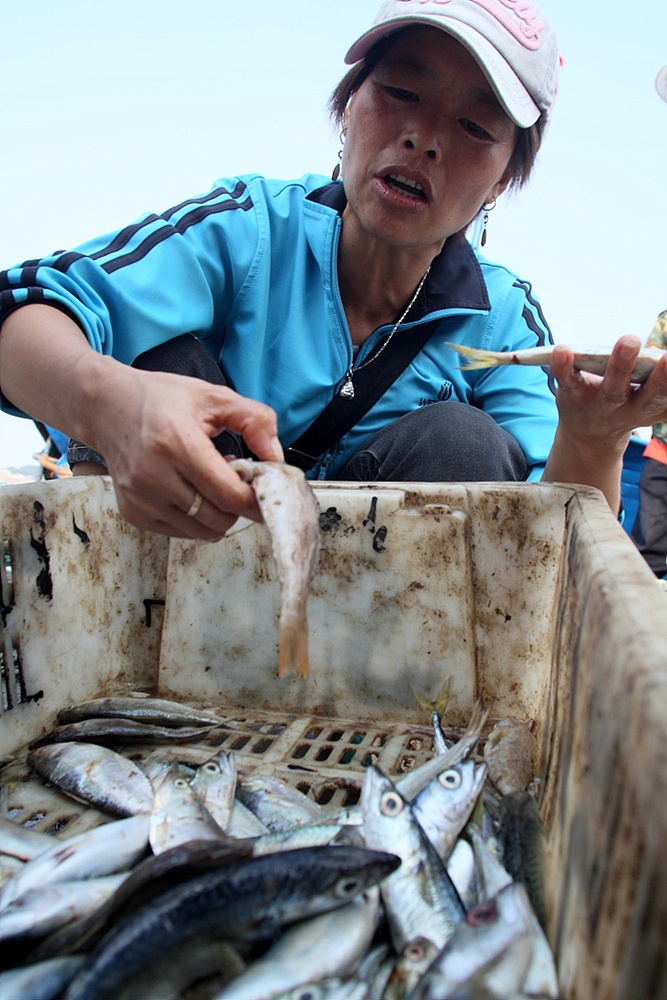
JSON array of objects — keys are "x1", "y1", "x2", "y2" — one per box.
[
  {"x1": 335, "y1": 874, "x2": 365, "y2": 899},
  {"x1": 202, "y1": 762, "x2": 220, "y2": 775},
  {"x1": 466, "y1": 901, "x2": 498, "y2": 926},
  {"x1": 403, "y1": 938, "x2": 429, "y2": 962},
  {"x1": 438, "y1": 768, "x2": 463, "y2": 790},
  {"x1": 289, "y1": 989, "x2": 323, "y2": 1000},
  {"x1": 380, "y1": 791, "x2": 404, "y2": 817},
  {"x1": 174, "y1": 778, "x2": 189, "y2": 789}
]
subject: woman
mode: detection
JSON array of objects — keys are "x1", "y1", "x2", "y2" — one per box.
[{"x1": 0, "y1": 0, "x2": 665, "y2": 540}]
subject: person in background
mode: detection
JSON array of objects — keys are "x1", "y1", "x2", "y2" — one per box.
[
  {"x1": 630, "y1": 311, "x2": 667, "y2": 579},
  {"x1": 1, "y1": 0, "x2": 666, "y2": 542}
]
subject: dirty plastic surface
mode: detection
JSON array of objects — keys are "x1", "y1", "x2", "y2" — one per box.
[{"x1": 1, "y1": 477, "x2": 666, "y2": 1000}]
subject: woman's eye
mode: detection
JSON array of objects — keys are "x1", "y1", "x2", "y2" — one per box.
[
  {"x1": 387, "y1": 86, "x2": 418, "y2": 102},
  {"x1": 460, "y1": 118, "x2": 493, "y2": 140}
]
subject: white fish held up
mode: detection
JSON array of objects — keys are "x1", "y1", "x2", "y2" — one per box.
[
  {"x1": 447, "y1": 342, "x2": 665, "y2": 383},
  {"x1": 230, "y1": 460, "x2": 321, "y2": 678}
]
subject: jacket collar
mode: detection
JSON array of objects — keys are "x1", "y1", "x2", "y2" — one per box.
[{"x1": 307, "y1": 182, "x2": 491, "y2": 315}]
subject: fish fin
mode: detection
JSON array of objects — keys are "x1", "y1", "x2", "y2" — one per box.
[
  {"x1": 445, "y1": 342, "x2": 505, "y2": 369},
  {"x1": 413, "y1": 676, "x2": 453, "y2": 717},
  {"x1": 278, "y1": 620, "x2": 309, "y2": 678}
]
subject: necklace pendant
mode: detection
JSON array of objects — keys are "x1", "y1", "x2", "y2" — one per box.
[{"x1": 339, "y1": 375, "x2": 355, "y2": 398}]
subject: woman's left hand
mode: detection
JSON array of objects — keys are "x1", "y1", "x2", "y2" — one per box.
[
  {"x1": 551, "y1": 335, "x2": 667, "y2": 443},
  {"x1": 542, "y1": 335, "x2": 667, "y2": 512}
]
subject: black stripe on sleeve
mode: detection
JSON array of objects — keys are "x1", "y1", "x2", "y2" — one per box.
[
  {"x1": 101, "y1": 188, "x2": 253, "y2": 275},
  {"x1": 52, "y1": 252, "x2": 87, "y2": 274},
  {"x1": 89, "y1": 215, "x2": 162, "y2": 261},
  {"x1": 514, "y1": 279, "x2": 555, "y2": 345},
  {"x1": 21, "y1": 265, "x2": 39, "y2": 287},
  {"x1": 160, "y1": 181, "x2": 249, "y2": 221}
]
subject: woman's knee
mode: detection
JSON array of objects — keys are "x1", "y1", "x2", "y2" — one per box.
[{"x1": 340, "y1": 402, "x2": 528, "y2": 483}]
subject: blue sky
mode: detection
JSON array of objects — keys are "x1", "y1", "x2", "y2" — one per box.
[{"x1": 1, "y1": 0, "x2": 665, "y2": 468}]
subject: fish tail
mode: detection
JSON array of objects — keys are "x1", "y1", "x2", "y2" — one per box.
[
  {"x1": 445, "y1": 342, "x2": 507, "y2": 369},
  {"x1": 278, "y1": 617, "x2": 309, "y2": 678}
]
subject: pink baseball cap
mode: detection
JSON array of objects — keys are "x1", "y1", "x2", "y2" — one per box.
[
  {"x1": 344, "y1": 0, "x2": 561, "y2": 129},
  {"x1": 657, "y1": 66, "x2": 667, "y2": 105}
]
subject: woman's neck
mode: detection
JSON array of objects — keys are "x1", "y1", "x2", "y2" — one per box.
[{"x1": 338, "y1": 240, "x2": 436, "y2": 347}]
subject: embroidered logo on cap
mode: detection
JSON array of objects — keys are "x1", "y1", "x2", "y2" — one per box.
[{"x1": 396, "y1": 0, "x2": 546, "y2": 50}]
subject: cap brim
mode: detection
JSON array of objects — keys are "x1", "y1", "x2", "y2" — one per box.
[
  {"x1": 657, "y1": 66, "x2": 667, "y2": 105},
  {"x1": 345, "y1": 15, "x2": 540, "y2": 128}
]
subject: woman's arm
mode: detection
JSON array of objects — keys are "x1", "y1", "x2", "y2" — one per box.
[
  {"x1": 543, "y1": 337, "x2": 667, "y2": 512},
  {"x1": 0, "y1": 305, "x2": 283, "y2": 537}
]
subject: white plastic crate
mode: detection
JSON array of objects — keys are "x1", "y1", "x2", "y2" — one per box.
[{"x1": 1, "y1": 477, "x2": 665, "y2": 1000}]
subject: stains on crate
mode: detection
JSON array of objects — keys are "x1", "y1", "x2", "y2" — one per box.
[
  {"x1": 363, "y1": 497, "x2": 389, "y2": 552},
  {"x1": 71, "y1": 517, "x2": 90, "y2": 547},
  {"x1": 30, "y1": 501, "x2": 53, "y2": 601},
  {"x1": 143, "y1": 599, "x2": 166, "y2": 629},
  {"x1": 319, "y1": 507, "x2": 343, "y2": 534}
]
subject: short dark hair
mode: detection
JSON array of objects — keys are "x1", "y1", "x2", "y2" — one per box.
[{"x1": 328, "y1": 28, "x2": 546, "y2": 193}]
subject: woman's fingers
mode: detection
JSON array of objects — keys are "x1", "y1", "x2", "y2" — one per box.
[{"x1": 90, "y1": 371, "x2": 284, "y2": 538}]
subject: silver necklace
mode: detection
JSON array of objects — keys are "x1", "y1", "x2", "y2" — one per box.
[{"x1": 338, "y1": 265, "x2": 432, "y2": 399}]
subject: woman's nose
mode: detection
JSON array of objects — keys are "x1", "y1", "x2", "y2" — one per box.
[{"x1": 404, "y1": 136, "x2": 438, "y2": 160}]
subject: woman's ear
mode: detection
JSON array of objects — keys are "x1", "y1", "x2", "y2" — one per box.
[{"x1": 488, "y1": 173, "x2": 511, "y2": 204}]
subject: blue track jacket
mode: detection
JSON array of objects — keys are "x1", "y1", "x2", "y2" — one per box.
[{"x1": 0, "y1": 173, "x2": 558, "y2": 480}]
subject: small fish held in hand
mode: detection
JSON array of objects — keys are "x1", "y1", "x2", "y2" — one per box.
[
  {"x1": 230, "y1": 460, "x2": 321, "y2": 678},
  {"x1": 447, "y1": 342, "x2": 665, "y2": 383}
]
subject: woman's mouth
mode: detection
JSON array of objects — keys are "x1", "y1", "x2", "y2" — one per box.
[{"x1": 384, "y1": 173, "x2": 428, "y2": 201}]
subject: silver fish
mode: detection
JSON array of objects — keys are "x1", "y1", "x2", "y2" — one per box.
[
  {"x1": 469, "y1": 819, "x2": 558, "y2": 998},
  {"x1": 63, "y1": 846, "x2": 400, "y2": 1000},
  {"x1": 407, "y1": 883, "x2": 536, "y2": 1000},
  {"x1": 230, "y1": 459, "x2": 321, "y2": 677},
  {"x1": 236, "y1": 770, "x2": 323, "y2": 833},
  {"x1": 189, "y1": 751, "x2": 270, "y2": 837},
  {"x1": 28, "y1": 717, "x2": 219, "y2": 749},
  {"x1": 0, "y1": 856, "x2": 25, "y2": 889},
  {"x1": 397, "y1": 699, "x2": 489, "y2": 802},
  {"x1": 0, "y1": 874, "x2": 125, "y2": 941},
  {"x1": 250, "y1": 821, "x2": 349, "y2": 856},
  {"x1": 230, "y1": 800, "x2": 273, "y2": 839},
  {"x1": 0, "y1": 814, "x2": 149, "y2": 910},
  {"x1": 361, "y1": 766, "x2": 465, "y2": 953},
  {"x1": 383, "y1": 938, "x2": 441, "y2": 1000},
  {"x1": 412, "y1": 761, "x2": 487, "y2": 863},
  {"x1": 0, "y1": 816, "x2": 55, "y2": 861},
  {"x1": 27, "y1": 742, "x2": 154, "y2": 817},
  {"x1": 30, "y1": 838, "x2": 248, "y2": 964},
  {"x1": 0, "y1": 956, "x2": 86, "y2": 1000},
  {"x1": 274, "y1": 979, "x2": 370, "y2": 1000},
  {"x1": 56, "y1": 694, "x2": 225, "y2": 728},
  {"x1": 190, "y1": 750, "x2": 238, "y2": 832},
  {"x1": 447, "y1": 341, "x2": 665, "y2": 383},
  {"x1": 149, "y1": 762, "x2": 226, "y2": 854},
  {"x1": 217, "y1": 889, "x2": 380, "y2": 1000}
]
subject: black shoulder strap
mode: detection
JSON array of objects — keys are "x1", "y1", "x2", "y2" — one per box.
[{"x1": 284, "y1": 318, "x2": 441, "y2": 471}]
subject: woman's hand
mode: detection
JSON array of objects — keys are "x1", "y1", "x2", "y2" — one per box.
[
  {"x1": 0, "y1": 305, "x2": 283, "y2": 539},
  {"x1": 543, "y1": 335, "x2": 667, "y2": 511},
  {"x1": 89, "y1": 364, "x2": 284, "y2": 539}
]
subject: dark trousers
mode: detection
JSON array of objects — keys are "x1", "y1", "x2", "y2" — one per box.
[
  {"x1": 68, "y1": 334, "x2": 528, "y2": 484},
  {"x1": 630, "y1": 455, "x2": 667, "y2": 577}
]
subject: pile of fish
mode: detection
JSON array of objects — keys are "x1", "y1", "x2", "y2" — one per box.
[{"x1": 0, "y1": 694, "x2": 559, "y2": 1000}]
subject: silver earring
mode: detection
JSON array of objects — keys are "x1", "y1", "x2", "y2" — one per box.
[
  {"x1": 480, "y1": 196, "x2": 497, "y2": 248},
  {"x1": 332, "y1": 128, "x2": 347, "y2": 182}
]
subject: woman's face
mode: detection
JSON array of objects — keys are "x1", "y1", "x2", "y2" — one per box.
[{"x1": 341, "y1": 27, "x2": 518, "y2": 256}]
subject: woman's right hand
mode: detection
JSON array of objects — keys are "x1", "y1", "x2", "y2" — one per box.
[
  {"x1": 0, "y1": 305, "x2": 284, "y2": 539},
  {"x1": 88, "y1": 363, "x2": 284, "y2": 539}
]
